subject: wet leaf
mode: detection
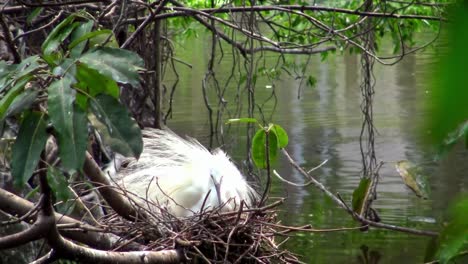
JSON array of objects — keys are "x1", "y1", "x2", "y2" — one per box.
[
  {"x1": 395, "y1": 160, "x2": 430, "y2": 199},
  {"x1": 42, "y1": 15, "x2": 77, "y2": 55},
  {"x1": 0, "y1": 56, "x2": 41, "y2": 90},
  {"x1": 0, "y1": 77, "x2": 31, "y2": 120},
  {"x1": 11, "y1": 112, "x2": 48, "y2": 187},
  {"x1": 79, "y1": 47, "x2": 144, "y2": 87},
  {"x1": 269, "y1": 124, "x2": 288, "y2": 148},
  {"x1": 352, "y1": 178, "x2": 371, "y2": 214},
  {"x1": 68, "y1": 29, "x2": 112, "y2": 50},
  {"x1": 438, "y1": 120, "x2": 468, "y2": 157},
  {"x1": 89, "y1": 94, "x2": 142, "y2": 158},
  {"x1": 434, "y1": 197, "x2": 468, "y2": 263},
  {"x1": 4, "y1": 89, "x2": 39, "y2": 118},
  {"x1": 48, "y1": 78, "x2": 88, "y2": 171},
  {"x1": 70, "y1": 20, "x2": 94, "y2": 58},
  {"x1": 76, "y1": 64, "x2": 119, "y2": 98},
  {"x1": 88, "y1": 31, "x2": 119, "y2": 48},
  {"x1": 252, "y1": 129, "x2": 278, "y2": 169},
  {"x1": 425, "y1": 5, "x2": 468, "y2": 145}
]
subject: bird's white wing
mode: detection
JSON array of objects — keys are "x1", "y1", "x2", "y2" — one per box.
[{"x1": 112, "y1": 128, "x2": 257, "y2": 217}]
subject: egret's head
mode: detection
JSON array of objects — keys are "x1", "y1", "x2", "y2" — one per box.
[{"x1": 209, "y1": 149, "x2": 257, "y2": 209}]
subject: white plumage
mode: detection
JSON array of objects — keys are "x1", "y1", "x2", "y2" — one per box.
[{"x1": 110, "y1": 129, "x2": 257, "y2": 217}]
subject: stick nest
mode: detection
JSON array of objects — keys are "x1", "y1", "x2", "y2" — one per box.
[{"x1": 99, "y1": 199, "x2": 301, "y2": 263}]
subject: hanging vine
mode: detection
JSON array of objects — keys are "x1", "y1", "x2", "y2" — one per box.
[{"x1": 358, "y1": 0, "x2": 380, "y2": 221}]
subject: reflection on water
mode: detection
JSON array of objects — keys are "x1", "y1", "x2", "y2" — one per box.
[{"x1": 164, "y1": 32, "x2": 468, "y2": 263}]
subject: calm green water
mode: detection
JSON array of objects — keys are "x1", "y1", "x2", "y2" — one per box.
[{"x1": 164, "y1": 33, "x2": 468, "y2": 263}]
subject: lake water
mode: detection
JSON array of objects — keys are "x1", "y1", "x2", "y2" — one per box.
[{"x1": 163, "y1": 33, "x2": 468, "y2": 263}]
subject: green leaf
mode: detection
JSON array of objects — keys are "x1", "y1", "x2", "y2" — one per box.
[
  {"x1": 79, "y1": 47, "x2": 144, "y2": 87},
  {"x1": 251, "y1": 129, "x2": 278, "y2": 169},
  {"x1": 0, "y1": 77, "x2": 31, "y2": 120},
  {"x1": 352, "y1": 178, "x2": 371, "y2": 214},
  {"x1": 89, "y1": 94, "x2": 142, "y2": 158},
  {"x1": 395, "y1": 160, "x2": 430, "y2": 199},
  {"x1": 88, "y1": 32, "x2": 119, "y2": 48},
  {"x1": 269, "y1": 124, "x2": 288, "y2": 148},
  {"x1": 4, "y1": 89, "x2": 39, "y2": 118},
  {"x1": 70, "y1": 20, "x2": 94, "y2": 58},
  {"x1": 42, "y1": 15, "x2": 77, "y2": 55},
  {"x1": 48, "y1": 78, "x2": 87, "y2": 171},
  {"x1": 0, "y1": 62, "x2": 17, "y2": 88},
  {"x1": 26, "y1": 7, "x2": 43, "y2": 25},
  {"x1": 226, "y1": 118, "x2": 258, "y2": 124},
  {"x1": 69, "y1": 29, "x2": 113, "y2": 50},
  {"x1": 434, "y1": 197, "x2": 468, "y2": 263},
  {"x1": 11, "y1": 112, "x2": 48, "y2": 187},
  {"x1": 307, "y1": 75, "x2": 317, "y2": 87},
  {"x1": 76, "y1": 64, "x2": 119, "y2": 98},
  {"x1": 437, "y1": 121, "x2": 468, "y2": 158},
  {"x1": 75, "y1": 91, "x2": 88, "y2": 110},
  {"x1": 425, "y1": 6, "x2": 468, "y2": 145},
  {"x1": 47, "y1": 166, "x2": 71, "y2": 202},
  {"x1": 0, "y1": 56, "x2": 41, "y2": 91}
]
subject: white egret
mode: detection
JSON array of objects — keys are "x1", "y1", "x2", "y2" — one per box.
[{"x1": 108, "y1": 128, "x2": 257, "y2": 217}]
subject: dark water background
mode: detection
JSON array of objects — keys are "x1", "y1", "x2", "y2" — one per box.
[{"x1": 164, "y1": 33, "x2": 467, "y2": 263}]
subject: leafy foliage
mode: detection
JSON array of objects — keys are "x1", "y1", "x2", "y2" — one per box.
[
  {"x1": 0, "y1": 15, "x2": 144, "y2": 188},
  {"x1": 11, "y1": 112, "x2": 48, "y2": 187},
  {"x1": 228, "y1": 118, "x2": 288, "y2": 169},
  {"x1": 425, "y1": 197, "x2": 468, "y2": 264},
  {"x1": 425, "y1": 2, "x2": 468, "y2": 145},
  {"x1": 352, "y1": 178, "x2": 371, "y2": 214}
]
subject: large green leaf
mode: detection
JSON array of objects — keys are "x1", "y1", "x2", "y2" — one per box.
[
  {"x1": 42, "y1": 15, "x2": 77, "y2": 55},
  {"x1": 79, "y1": 47, "x2": 144, "y2": 87},
  {"x1": 252, "y1": 129, "x2": 278, "y2": 169},
  {"x1": 395, "y1": 160, "x2": 430, "y2": 199},
  {"x1": 68, "y1": 29, "x2": 113, "y2": 50},
  {"x1": 0, "y1": 56, "x2": 41, "y2": 91},
  {"x1": 88, "y1": 31, "x2": 119, "y2": 48},
  {"x1": 0, "y1": 62, "x2": 17, "y2": 88},
  {"x1": 48, "y1": 78, "x2": 87, "y2": 171},
  {"x1": 89, "y1": 94, "x2": 142, "y2": 158},
  {"x1": 0, "y1": 77, "x2": 31, "y2": 119},
  {"x1": 352, "y1": 178, "x2": 371, "y2": 214},
  {"x1": 425, "y1": 5, "x2": 468, "y2": 145},
  {"x1": 270, "y1": 124, "x2": 288, "y2": 148},
  {"x1": 434, "y1": 197, "x2": 468, "y2": 263},
  {"x1": 76, "y1": 64, "x2": 119, "y2": 98},
  {"x1": 437, "y1": 121, "x2": 468, "y2": 158},
  {"x1": 11, "y1": 112, "x2": 48, "y2": 187},
  {"x1": 70, "y1": 20, "x2": 94, "y2": 58},
  {"x1": 4, "y1": 89, "x2": 39, "y2": 118}
]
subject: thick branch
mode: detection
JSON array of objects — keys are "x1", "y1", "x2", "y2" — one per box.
[
  {"x1": 48, "y1": 230, "x2": 182, "y2": 264},
  {"x1": 83, "y1": 152, "x2": 142, "y2": 221},
  {"x1": 0, "y1": 210, "x2": 49, "y2": 249},
  {"x1": 0, "y1": 187, "x2": 141, "y2": 250}
]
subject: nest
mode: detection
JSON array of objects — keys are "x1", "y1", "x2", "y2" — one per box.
[{"x1": 98, "y1": 197, "x2": 301, "y2": 263}]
